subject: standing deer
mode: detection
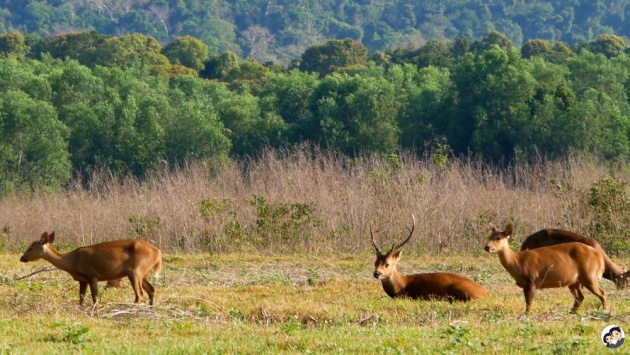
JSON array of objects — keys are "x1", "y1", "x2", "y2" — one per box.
[
  {"x1": 371, "y1": 216, "x2": 488, "y2": 301},
  {"x1": 20, "y1": 231, "x2": 162, "y2": 305},
  {"x1": 485, "y1": 223, "x2": 608, "y2": 314},
  {"x1": 520, "y1": 228, "x2": 630, "y2": 288}
]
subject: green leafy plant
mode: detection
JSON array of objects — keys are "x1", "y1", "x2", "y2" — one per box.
[
  {"x1": 45, "y1": 322, "x2": 91, "y2": 345},
  {"x1": 430, "y1": 138, "x2": 451, "y2": 171},
  {"x1": 247, "y1": 195, "x2": 322, "y2": 250},
  {"x1": 280, "y1": 315, "x2": 305, "y2": 334},
  {"x1": 197, "y1": 197, "x2": 245, "y2": 253},
  {"x1": 128, "y1": 215, "x2": 161, "y2": 239},
  {"x1": 586, "y1": 177, "x2": 630, "y2": 255}
]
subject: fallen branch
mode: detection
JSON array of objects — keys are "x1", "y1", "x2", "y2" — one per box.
[
  {"x1": 356, "y1": 314, "x2": 376, "y2": 326},
  {"x1": 15, "y1": 267, "x2": 54, "y2": 280}
]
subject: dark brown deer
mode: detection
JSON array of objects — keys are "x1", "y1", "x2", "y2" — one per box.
[
  {"x1": 20, "y1": 231, "x2": 162, "y2": 305},
  {"x1": 485, "y1": 224, "x2": 608, "y2": 314},
  {"x1": 520, "y1": 228, "x2": 630, "y2": 288},
  {"x1": 371, "y1": 216, "x2": 488, "y2": 302}
]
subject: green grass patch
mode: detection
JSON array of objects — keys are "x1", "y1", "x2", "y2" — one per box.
[{"x1": 2, "y1": 253, "x2": 629, "y2": 353}]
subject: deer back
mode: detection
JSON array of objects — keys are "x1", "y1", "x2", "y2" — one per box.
[
  {"x1": 520, "y1": 228, "x2": 627, "y2": 287},
  {"x1": 515, "y1": 242, "x2": 605, "y2": 289}
]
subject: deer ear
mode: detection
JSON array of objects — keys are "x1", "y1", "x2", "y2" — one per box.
[
  {"x1": 48, "y1": 232, "x2": 55, "y2": 244},
  {"x1": 392, "y1": 249, "x2": 403, "y2": 259},
  {"x1": 40, "y1": 232, "x2": 49, "y2": 244},
  {"x1": 505, "y1": 224, "x2": 513, "y2": 236}
]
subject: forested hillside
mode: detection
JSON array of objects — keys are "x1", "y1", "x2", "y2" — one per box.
[{"x1": 0, "y1": 1, "x2": 628, "y2": 63}]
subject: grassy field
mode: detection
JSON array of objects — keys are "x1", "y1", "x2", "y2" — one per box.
[
  {"x1": 1, "y1": 252, "x2": 628, "y2": 354},
  {"x1": 2, "y1": 152, "x2": 630, "y2": 353}
]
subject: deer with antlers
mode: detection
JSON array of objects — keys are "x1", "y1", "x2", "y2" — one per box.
[{"x1": 371, "y1": 216, "x2": 489, "y2": 301}]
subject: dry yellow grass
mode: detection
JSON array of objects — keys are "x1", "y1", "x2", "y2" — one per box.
[
  {"x1": 2, "y1": 150, "x2": 630, "y2": 352},
  {"x1": 0, "y1": 150, "x2": 626, "y2": 257}
]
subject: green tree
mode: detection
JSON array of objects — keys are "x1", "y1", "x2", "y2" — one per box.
[
  {"x1": 164, "y1": 81, "x2": 231, "y2": 165},
  {"x1": 0, "y1": 32, "x2": 29, "y2": 56},
  {"x1": 587, "y1": 34, "x2": 626, "y2": 58},
  {"x1": 57, "y1": 64, "x2": 169, "y2": 176},
  {"x1": 215, "y1": 87, "x2": 285, "y2": 156},
  {"x1": 161, "y1": 35, "x2": 209, "y2": 71},
  {"x1": 0, "y1": 90, "x2": 71, "y2": 191},
  {"x1": 201, "y1": 51, "x2": 240, "y2": 80},
  {"x1": 521, "y1": 39, "x2": 553, "y2": 59},
  {"x1": 571, "y1": 89, "x2": 630, "y2": 159},
  {"x1": 224, "y1": 60, "x2": 273, "y2": 94},
  {"x1": 414, "y1": 40, "x2": 453, "y2": 69},
  {"x1": 299, "y1": 38, "x2": 368, "y2": 77},
  {"x1": 310, "y1": 72, "x2": 400, "y2": 154},
  {"x1": 393, "y1": 64, "x2": 452, "y2": 152},
  {"x1": 448, "y1": 48, "x2": 537, "y2": 161},
  {"x1": 31, "y1": 31, "x2": 107, "y2": 66},
  {"x1": 91, "y1": 34, "x2": 169, "y2": 68},
  {"x1": 481, "y1": 31, "x2": 515, "y2": 51},
  {"x1": 547, "y1": 42, "x2": 576, "y2": 63},
  {"x1": 260, "y1": 70, "x2": 320, "y2": 144}
]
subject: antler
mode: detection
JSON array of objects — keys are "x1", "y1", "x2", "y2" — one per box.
[
  {"x1": 370, "y1": 225, "x2": 383, "y2": 254},
  {"x1": 391, "y1": 215, "x2": 416, "y2": 252}
]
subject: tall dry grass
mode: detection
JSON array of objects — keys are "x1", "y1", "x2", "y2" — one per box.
[{"x1": 0, "y1": 147, "x2": 625, "y2": 255}]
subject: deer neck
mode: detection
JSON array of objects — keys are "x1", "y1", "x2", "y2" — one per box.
[
  {"x1": 496, "y1": 245, "x2": 521, "y2": 279},
  {"x1": 42, "y1": 245, "x2": 77, "y2": 274},
  {"x1": 380, "y1": 268, "x2": 408, "y2": 297}
]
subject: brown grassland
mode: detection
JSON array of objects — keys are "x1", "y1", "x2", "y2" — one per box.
[{"x1": 1, "y1": 149, "x2": 630, "y2": 353}]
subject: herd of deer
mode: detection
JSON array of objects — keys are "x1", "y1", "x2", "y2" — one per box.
[
  {"x1": 18, "y1": 215, "x2": 630, "y2": 314},
  {"x1": 371, "y1": 215, "x2": 627, "y2": 313}
]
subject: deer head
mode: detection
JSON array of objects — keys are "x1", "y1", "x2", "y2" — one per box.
[
  {"x1": 20, "y1": 231, "x2": 55, "y2": 262},
  {"x1": 372, "y1": 215, "x2": 415, "y2": 280},
  {"x1": 484, "y1": 223, "x2": 513, "y2": 253}
]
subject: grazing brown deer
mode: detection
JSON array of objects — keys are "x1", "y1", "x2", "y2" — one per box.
[
  {"x1": 485, "y1": 224, "x2": 608, "y2": 314},
  {"x1": 520, "y1": 228, "x2": 630, "y2": 288},
  {"x1": 20, "y1": 231, "x2": 162, "y2": 305},
  {"x1": 371, "y1": 216, "x2": 488, "y2": 302}
]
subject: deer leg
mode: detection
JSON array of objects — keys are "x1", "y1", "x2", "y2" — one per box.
[
  {"x1": 128, "y1": 275, "x2": 142, "y2": 303},
  {"x1": 142, "y1": 278, "x2": 156, "y2": 305},
  {"x1": 79, "y1": 281, "x2": 88, "y2": 306},
  {"x1": 568, "y1": 284, "x2": 584, "y2": 313},
  {"x1": 583, "y1": 281, "x2": 608, "y2": 311},
  {"x1": 523, "y1": 283, "x2": 536, "y2": 314},
  {"x1": 88, "y1": 278, "x2": 99, "y2": 304}
]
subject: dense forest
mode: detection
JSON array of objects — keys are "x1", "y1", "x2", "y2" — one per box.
[
  {"x1": 0, "y1": 1, "x2": 629, "y2": 63},
  {"x1": 0, "y1": 28, "x2": 628, "y2": 194}
]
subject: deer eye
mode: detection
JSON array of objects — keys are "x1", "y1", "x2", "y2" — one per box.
[{"x1": 384, "y1": 263, "x2": 389, "y2": 268}]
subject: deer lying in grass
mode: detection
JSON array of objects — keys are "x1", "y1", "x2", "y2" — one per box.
[
  {"x1": 371, "y1": 216, "x2": 488, "y2": 301},
  {"x1": 520, "y1": 228, "x2": 630, "y2": 289},
  {"x1": 485, "y1": 224, "x2": 608, "y2": 314},
  {"x1": 20, "y1": 231, "x2": 162, "y2": 305}
]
